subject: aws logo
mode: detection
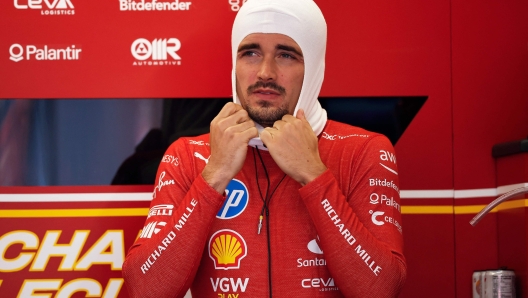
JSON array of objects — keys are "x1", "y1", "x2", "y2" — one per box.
[
  {"x1": 209, "y1": 229, "x2": 247, "y2": 270},
  {"x1": 216, "y1": 179, "x2": 248, "y2": 220}
]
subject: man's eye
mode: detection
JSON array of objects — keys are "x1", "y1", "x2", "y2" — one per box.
[
  {"x1": 279, "y1": 53, "x2": 295, "y2": 59},
  {"x1": 241, "y1": 51, "x2": 257, "y2": 57}
]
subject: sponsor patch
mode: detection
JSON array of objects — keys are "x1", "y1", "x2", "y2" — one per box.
[
  {"x1": 307, "y1": 238, "x2": 323, "y2": 254},
  {"x1": 120, "y1": 0, "x2": 191, "y2": 11},
  {"x1": 209, "y1": 229, "x2": 247, "y2": 270},
  {"x1": 148, "y1": 204, "x2": 174, "y2": 218},
  {"x1": 14, "y1": 0, "x2": 75, "y2": 15},
  {"x1": 194, "y1": 152, "x2": 210, "y2": 164},
  {"x1": 10, "y1": 44, "x2": 81, "y2": 62},
  {"x1": 153, "y1": 171, "x2": 174, "y2": 198},
  {"x1": 369, "y1": 210, "x2": 402, "y2": 233},
  {"x1": 301, "y1": 277, "x2": 339, "y2": 291},
  {"x1": 131, "y1": 38, "x2": 181, "y2": 66},
  {"x1": 139, "y1": 221, "x2": 166, "y2": 238},
  {"x1": 216, "y1": 179, "x2": 249, "y2": 219},
  {"x1": 321, "y1": 132, "x2": 369, "y2": 140}
]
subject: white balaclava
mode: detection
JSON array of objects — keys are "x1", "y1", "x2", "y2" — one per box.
[{"x1": 231, "y1": 0, "x2": 328, "y2": 148}]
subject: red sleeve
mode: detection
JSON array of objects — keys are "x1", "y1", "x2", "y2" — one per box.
[
  {"x1": 299, "y1": 135, "x2": 406, "y2": 297},
  {"x1": 122, "y1": 138, "x2": 224, "y2": 298}
]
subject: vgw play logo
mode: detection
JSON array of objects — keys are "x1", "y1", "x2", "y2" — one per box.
[{"x1": 216, "y1": 179, "x2": 249, "y2": 220}]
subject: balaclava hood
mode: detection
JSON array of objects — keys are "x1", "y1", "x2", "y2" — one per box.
[{"x1": 231, "y1": 0, "x2": 328, "y2": 148}]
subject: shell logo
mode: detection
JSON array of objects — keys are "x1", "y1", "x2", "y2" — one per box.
[{"x1": 208, "y1": 229, "x2": 247, "y2": 270}]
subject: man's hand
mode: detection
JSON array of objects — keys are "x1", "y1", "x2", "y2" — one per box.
[
  {"x1": 260, "y1": 109, "x2": 327, "y2": 186},
  {"x1": 202, "y1": 103, "x2": 258, "y2": 194}
]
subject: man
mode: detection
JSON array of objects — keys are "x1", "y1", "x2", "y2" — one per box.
[{"x1": 123, "y1": 0, "x2": 406, "y2": 297}]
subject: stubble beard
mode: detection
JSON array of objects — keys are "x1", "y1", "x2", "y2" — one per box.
[
  {"x1": 243, "y1": 81, "x2": 289, "y2": 127},
  {"x1": 245, "y1": 101, "x2": 290, "y2": 128}
]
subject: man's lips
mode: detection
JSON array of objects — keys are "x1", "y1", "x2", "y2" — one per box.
[{"x1": 253, "y1": 88, "x2": 280, "y2": 95}]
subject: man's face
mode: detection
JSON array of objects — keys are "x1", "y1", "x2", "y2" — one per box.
[{"x1": 236, "y1": 33, "x2": 304, "y2": 127}]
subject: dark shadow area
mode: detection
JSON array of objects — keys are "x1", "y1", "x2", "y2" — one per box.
[
  {"x1": 112, "y1": 96, "x2": 427, "y2": 185},
  {"x1": 111, "y1": 98, "x2": 230, "y2": 185},
  {"x1": 319, "y1": 96, "x2": 427, "y2": 145}
]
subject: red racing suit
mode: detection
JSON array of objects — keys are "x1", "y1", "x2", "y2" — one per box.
[{"x1": 123, "y1": 120, "x2": 406, "y2": 297}]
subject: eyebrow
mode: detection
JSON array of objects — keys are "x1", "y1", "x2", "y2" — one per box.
[
  {"x1": 238, "y1": 43, "x2": 260, "y2": 53},
  {"x1": 237, "y1": 43, "x2": 303, "y2": 58},
  {"x1": 277, "y1": 44, "x2": 303, "y2": 58}
]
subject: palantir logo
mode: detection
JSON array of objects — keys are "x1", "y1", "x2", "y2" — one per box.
[
  {"x1": 369, "y1": 193, "x2": 379, "y2": 204},
  {"x1": 131, "y1": 38, "x2": 181, "y2": 66},
  {"x1": 216, "y1": 179, "x2": 249, "y2": 220},
  {"x1": 14, "y1": 0, "x2": 75, "y2": 15},
  {"x1": 9, "y1": 43, "x2": 81, "y2": 62},
  {"x1": 9, "y1": 44, "x2": 24, "y2": 62}
]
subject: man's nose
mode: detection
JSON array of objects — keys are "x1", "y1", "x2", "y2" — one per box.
[{"x1": 257, "y1": 56, "x2": 277, "y2": 81}]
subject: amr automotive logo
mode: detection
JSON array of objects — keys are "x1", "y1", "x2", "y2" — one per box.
[
  {"x1": 14, "y1": 0, "x2": 75, "y2": 15},
  {"x1": 131, "y1": 38, "x2": 182, "y2": 66},
  {"x1": 9, "y1": 44, "x2": 81, "y2": 62}
]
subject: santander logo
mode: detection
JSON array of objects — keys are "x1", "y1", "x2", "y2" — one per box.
[{"x1": 307, "y1": 238, "x2": 323, "y2": 254}]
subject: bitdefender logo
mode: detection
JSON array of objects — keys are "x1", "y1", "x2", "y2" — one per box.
[
  {"x1": 131, "y1": 38, "x2": 182, "y2": 66},
  {"x1": 14, "y1": 0, "x2": 75, "y2": 15},
  {"x1": 120, "y1": 0, "x2": 192, "y2": 11},
  {"x1": 9, "y1": 44, "x2": 81, "y2": 62}
]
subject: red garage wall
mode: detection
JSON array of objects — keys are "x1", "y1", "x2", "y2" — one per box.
[{"x1": 1, "y1": 0, "x2": 527, "y2": 297}]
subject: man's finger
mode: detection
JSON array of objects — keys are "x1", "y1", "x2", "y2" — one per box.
[
  {"x1": 240, "y1": 126, "x2": 259, "y2": 141},
  {"x1": 272, "y1": 120, "x2": 285, "y2": 130},
  {"x1": 296, "y1": 109, "x2": 307, "y2": 121},
  {"x1": 229, "y1": 108, "x2": 252, "y2": 124},
  {"x1": 261, "y1": 128, "x2": 275, "y2": 145},
  {"x1": 216, "y1": 102, "x2": 244, "y2": 118},
  {"x1": 227, "y1": 118, "x2": 256, "y2": 133}
]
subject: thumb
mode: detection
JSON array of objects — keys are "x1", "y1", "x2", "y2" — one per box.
[{"x1": 296, "y1": 109, "x2": 308, "y2": 122}]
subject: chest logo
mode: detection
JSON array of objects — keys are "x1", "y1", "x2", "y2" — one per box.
[
  {"x1": 209, "y1": 229, "x2": 247, "y2": 270},
  {"x1": 216, "y1": 179, "x2": 249, "y2": 219}
]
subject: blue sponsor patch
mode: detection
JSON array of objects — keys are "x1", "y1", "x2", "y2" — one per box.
[{"x1": 216, "y1": 179, "x2": 249, "y2": 219}]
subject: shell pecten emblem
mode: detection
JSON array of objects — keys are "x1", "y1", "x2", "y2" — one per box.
[{"x1": 208, "y1": 229, "x2": 247, "y2": 270}]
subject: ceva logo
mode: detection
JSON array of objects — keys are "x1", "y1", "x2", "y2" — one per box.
[
  {"x1": 209, "y1": 229, "x2": 247, "y2": 270},
  {"x1": 216, "y1": 179, "x2": 249, "y2": 220},
  {"x1": 14, "y1": 0, "x2": 75, "y2": 15},
  {"x1": 131, "y1": 38, "x2": 181, "y2": 66}
]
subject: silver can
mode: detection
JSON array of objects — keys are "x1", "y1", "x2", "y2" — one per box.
[
  {"x1": 472, "y1": 270, "x2": 485, "y2": 298},
  {"x1": 482, "y1": 269, "x2": 516, "y2": 298}
]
